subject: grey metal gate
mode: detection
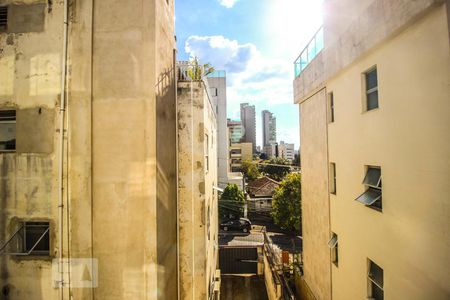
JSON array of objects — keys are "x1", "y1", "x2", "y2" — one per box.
[{"x1": 219, "y1": 247, "x2": 258, "y2": 274}]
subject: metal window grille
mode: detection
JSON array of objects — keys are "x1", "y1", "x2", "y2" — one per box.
[
  {"x1": 0, "y1": 6, "x2": 7, "y2": 29},
  {"x1": 0, "y1": 222, "x2": 50, "y2": 256}
]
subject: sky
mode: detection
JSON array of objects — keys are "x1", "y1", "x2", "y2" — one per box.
[{"x1": 175, "y1": 0, "x2": 323, "y2": 149}]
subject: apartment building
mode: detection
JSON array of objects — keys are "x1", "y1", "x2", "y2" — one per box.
[
  {"x1": 227, "y1": 119, "x2": 244, "y2": 143},
  {"x1": 262, "y1": 110, "x2": 277, "y2": 155},
  {"x1": 240, "y1": 103, "x2": 256, "y2": 153},
  {"x1": 230, "y1": 142, "x2": 253, "y2": 172},
  {"x1": 0, "y1": 1, "x2": 219, "y2": 299},
  {"x1": 293, "y1": 1, "x2": 450, "y2": 300},
  {"x1": 177, "y1": 74, "x2": 220, "y2": 300},
  {"x1": 278, "y1": 141, "x2": 295, "y2": 163}
]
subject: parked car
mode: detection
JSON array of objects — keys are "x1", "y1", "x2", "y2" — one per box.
[{"x1": 220, "y1": 218, "x2": 252, "y2": 233}]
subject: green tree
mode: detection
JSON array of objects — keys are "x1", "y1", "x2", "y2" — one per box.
[
  {"x1": 187, "y1": 57, "x2": 215, "y2": 80},
  {"x1": 242, "y1": 160, "x2": 260, "y2": 182},
  {"x1": 271, "y1": 173, "x2": 301, "y2": 232},
  {"x1": 219, "y1": 184, "x2": 246, "y2": 220},
  {"x1": 263, "y1": 157, "x2": 291, "y2": 181}
]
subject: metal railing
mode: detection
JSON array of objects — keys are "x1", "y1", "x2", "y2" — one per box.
[
  {"x1": 294, "y1": 26, "x2": 324, "y2": 77},
  {"x1": 176, "y1": 61, "x2": 216, "y2": 117}
]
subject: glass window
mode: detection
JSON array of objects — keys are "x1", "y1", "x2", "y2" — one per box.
[
  {"x1": 328, "y1": 92, "x2": 335, "y2": 123},
  {"x1": 363, "y1": 167, "x2": 381, "y2": 188},
  {"x1": 365, "y1": 67, "x2": 378, "y2": 111},
  {"x1": 368, "y1": 259, "x2": 384, "y2": 300},
  {"x1": 330, "y1": 162, "x2": 336, "y2": 194},
  {"x1": 355, "y1": 188, "x2": 381, "y2": 206},
  {"x1": 21, "y1": 222, "x2": 50, "y2": 256},
  {"x1": 0, "y1": 110, "x2": 16, "y2": 151},
  {"x1": 328, "y1": 233, "x2": 338, "y2": 266}
]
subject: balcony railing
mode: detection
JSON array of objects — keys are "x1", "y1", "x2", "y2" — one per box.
[{"x1": 294, "y1": 27, "x2": 324, "y2": 77}]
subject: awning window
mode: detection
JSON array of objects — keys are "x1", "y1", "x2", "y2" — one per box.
[
  {"x1": 363, "y1": 167, "x2": 381, "y2": 188},
  {"x1": 355, "y1": 188, "x2": 381, "y2": 206}
]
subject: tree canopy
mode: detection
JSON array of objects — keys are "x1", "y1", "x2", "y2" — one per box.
[
  {"x1": 219, "y1": 184, "x2": 246, "y2": 220},
  {"x1": 262, "y1": 157, "x2": 291, "y2": 181},
  {"x1": 241, "y1": 160, "x2": 260, "y2": 182},
  {"x1": 271, "y1": 173, "x2": 301, "y2": 232}
]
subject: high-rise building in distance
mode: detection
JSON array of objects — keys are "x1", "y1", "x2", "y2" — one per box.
[{"x1": 240, "y1": 103, "x2": 256, "y2": 153}]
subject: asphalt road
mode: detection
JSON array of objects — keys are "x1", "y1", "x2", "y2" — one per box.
[{"x1": 220, "y1": 275, "x2": 268, "y2": 300}]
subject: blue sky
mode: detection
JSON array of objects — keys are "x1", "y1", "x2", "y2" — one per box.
[{"x1": 175, "y1": 0, "x2": 323, "y2": 149}]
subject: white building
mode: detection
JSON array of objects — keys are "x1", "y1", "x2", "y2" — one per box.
[{"x1": 278, "y1": 141, "x2": 295, "y2": 162}]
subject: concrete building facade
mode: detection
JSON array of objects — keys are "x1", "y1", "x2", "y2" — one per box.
[
  {"x1": 230, "y1": 143, "x2": 253, "y2": 173},
  {"x1": 0, "y1": 1, "x2": 218, "y2": 299},
  {"x1": 177, "y1": 79, "x2": 219, "y2": 300},
  {"x1": 240, "y1": 103, "x2": 256, "y2": 153},
  {"x1": 293, "y1": 1, "x2": 450, "y2": 300},
  {"x1": 278, "y1": 141, "x2": 295, "y2": 163},
  {"x1": 207, "y1": 71, "x2": 229, "y2": 189},
  {"x1": 261, "y1": 110, "x2": 276, "y2": 154}
]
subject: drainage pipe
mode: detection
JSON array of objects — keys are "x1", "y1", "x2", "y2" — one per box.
[{"x1": 57, "y1": 0, "x2": 70, "y2": 298}]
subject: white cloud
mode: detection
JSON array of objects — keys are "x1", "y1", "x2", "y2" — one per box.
[
  {"x1": 184, "y1": 34, "x2": 299, "y2": 148},
  {"x1": 218, "y1": 0, "x2": 239, "y2": 8}
]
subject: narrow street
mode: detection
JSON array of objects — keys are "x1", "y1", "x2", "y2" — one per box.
[{"x1": 221, "y1": 275, "x2": 268, "y2": 300}]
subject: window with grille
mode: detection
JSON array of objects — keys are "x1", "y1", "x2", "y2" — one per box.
[
  {"x1": 0, "y1": 221, "x2": 50, "y2": 256},
  {"x1": 0, "y1": 6, "x2": 7, "y2": 30}
]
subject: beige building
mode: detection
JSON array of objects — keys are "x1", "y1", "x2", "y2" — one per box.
[
  {"x1": 177, "y1": 73, "x2": 220, "y2": 300},
  {"x1": 0, "y1": 1, "x2": 218, "y2": 299},
  {"x1": 294, "y1": 1, "x2": 450, "y2": 300},
  {"x1": 230, "y1": 142, "x2": 253, "y2": 172}
]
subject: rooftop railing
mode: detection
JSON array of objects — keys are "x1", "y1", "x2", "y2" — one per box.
[{"x1": 294, "y1": 26, "x2": 324, "y2": 77}]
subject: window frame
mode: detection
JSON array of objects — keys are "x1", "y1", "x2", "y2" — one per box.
[
  {"x1": 0, "y1": 6, "x2": 7, "y2": 31},
  {"x1": 362, "y1": 66, "x2": 379, "y2": 112},
  {"x1": 204, "y1": 133, "x2": 209, "y2": 173},
  {"x1": 328, "y1": 232, "x2": 338, "y2": 266},
  {"x1": 367, "y1": 259, "x2": 384, "y2": 300},
  {"x1": 0, "y1": 110, "x2": 16, "y2": 152},
  {"x1": 356, "y1": 166, "x2": 382, "y2": 211},
  {"x1": 329, "y1": 162, "x2": 336, "y2": 195},
  {"x1": 328, "y1": 91, "x2": 335, "y2": 123}
]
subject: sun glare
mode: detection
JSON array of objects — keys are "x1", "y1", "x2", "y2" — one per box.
[{"x1": 267, "y1": 0, "x2": 323, "y2": 58}]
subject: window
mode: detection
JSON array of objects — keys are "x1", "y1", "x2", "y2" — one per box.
[
  {"x1": 204, "y1": 134, "x2": 209, "y2": 172},
  {"x1": 23, "y1": 222, "x2": 50, "y2": 255},
  {"x1": 0, "y1": 221, "x2": 50, "y2": 256},
  {"x1": 328, "y1": 92, "x2": 335, "y2": 123},
  {"x1": 328, "y1": 232, "x2": 338, "y2": 266},
  {"x1": 355, "y1": 166, "x2": 382, "y2": 211},
  {"x1": 0, "y1": 6, "x2": 7, "y2": 30},
  {"x1": 0, "y1": 110, "x2": 16, "y2": 151},
  {"x1": 330, "y1": 163, "x2": 336, "y2": 194},
  {"x1": 368, "y1": 259, "x2": 384, "y2": 300},
  {"x1": 210, "y1": 88, "x2": 218, "y2": 97},
  {"x1": 364, "y1": 67, "x2": 378, "y2": 111}
]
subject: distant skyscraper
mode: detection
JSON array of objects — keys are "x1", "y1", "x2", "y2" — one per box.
[
  {"x1": 240, "y1": 103, "x2": 256, "y2": 153},
  {"x1": 262, "y1": 110, "x2": 277, "y2": 150}
]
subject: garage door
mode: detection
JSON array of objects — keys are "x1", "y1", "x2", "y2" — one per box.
[{"x1": 219, "y1": 247, "x2": 258, "y2": 274}]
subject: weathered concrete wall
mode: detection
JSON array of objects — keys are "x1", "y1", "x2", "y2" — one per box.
[
  {"x1": 299, "y1": 89, "x2": 331, "y2": 300},
  {"x1": 0, "y1": 0, "x2": 61, "y2": 298},
  {"x1": 90, "y1": 0, "x2": 176, "y2": 299},
  {"x1": 327, "y1": 5, "x2": 450, "y2": 299},
  {"x1": 178, "y1": 80, "x2": 219, "y2": 300},
  {"x1": 1, "y1": 0, "x2": 177, "y2": 299}
]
